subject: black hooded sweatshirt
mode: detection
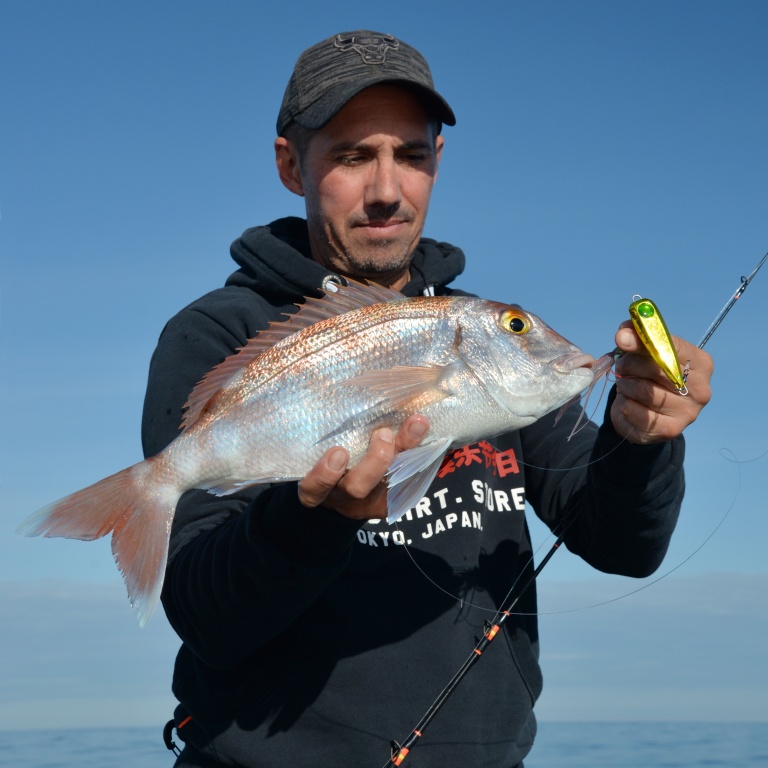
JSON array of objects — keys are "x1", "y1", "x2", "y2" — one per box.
[{"x1": 142, "y1": 217, "x2": 684, "y2": 768}]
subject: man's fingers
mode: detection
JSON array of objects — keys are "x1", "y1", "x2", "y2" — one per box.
[
  {"x1": 614, "y1": 322, "x2": 641, "y2": 353},
  {"x1": 298, "y1": 418, "x2": 432, "y2": 517},
  {"x1": 297, "y1": 447, "x2": 349, "y2": 508},
  {"x1": 395, "y1": 415, "x2": 430, "y2": 452},
  {"x1": 340, "y1": 427, "x2": 397, "y2": 500},
  {"x1": 298, "y1": 427, "x2": 400, "y2": 512},
  {"x1": 611, "y1": 326, "x2": 713, "y2": 444}
]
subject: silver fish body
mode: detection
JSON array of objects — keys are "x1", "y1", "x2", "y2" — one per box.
[{"x1": 19, "y1": 280, "x2": 594, "y2": 625}]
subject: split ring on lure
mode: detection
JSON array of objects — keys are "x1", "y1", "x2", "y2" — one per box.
[{"x1": 628, "y1": 296, "x2": 689, "y2": 395}]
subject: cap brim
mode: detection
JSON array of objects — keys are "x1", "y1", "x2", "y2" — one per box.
[{"x1": 290, "y1": 77, "x2": 456, "y2": 131}]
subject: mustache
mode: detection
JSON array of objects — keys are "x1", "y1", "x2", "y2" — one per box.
[{"x1": 350, "y1": 205, "x2": 415, "y2": 227}]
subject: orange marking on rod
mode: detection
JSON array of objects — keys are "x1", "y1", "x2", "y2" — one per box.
[
  {"x1": 178, "y1": 715, "x2": 192, "y2": 729},
  {"x1": 393, "y1": 747, "x2": 409, "y2": 765}
]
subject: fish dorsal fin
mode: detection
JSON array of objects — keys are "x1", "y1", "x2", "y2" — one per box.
[{"x1": 180, "y1": 279, "x2": 405, "y2": 430}]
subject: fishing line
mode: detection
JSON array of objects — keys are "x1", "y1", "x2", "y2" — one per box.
[
  {"x1": 392, "y1": 405, "x2": 636, "y2": 615},
  {"x1": 393, "y1": 467, "x2": 598, "y2": 618},
  {"x1": 531, "y1": 445, "x2": 744, "y2": 616},
  {"x1": 564, "y1": 368, "x2": 615, "y2": 440},
  {"x1": 394, "y1": 359, "x2": 745, "y2": 616},
  {"x1": 515, "y1": 430, "x2": 628, "y2": 472},
  {"x1": 721, "y1": 445, "x2": 768, "y2": 464},
  {"x1": 499, "y1": 441, "x2": 746, "y2": 619},
  {"x1": 394, "y1": 238, "x2": 764, "y2": 615}
]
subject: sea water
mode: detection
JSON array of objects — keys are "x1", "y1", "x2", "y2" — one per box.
[
  {"x1": 532, "y1": 722, "x2": 767, "y2": 767},
  {"x1": 0, "y1": 722, "x2": 766, "y2": 767}
]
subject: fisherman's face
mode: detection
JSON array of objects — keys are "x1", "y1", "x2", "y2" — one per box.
[{"x1": 277, "y1": 85, "x2": 443, "y2": 290}]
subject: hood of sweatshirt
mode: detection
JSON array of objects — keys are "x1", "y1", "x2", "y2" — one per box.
[{"x1": 225, "y1": 216, "x2": 466, "y2": 300}]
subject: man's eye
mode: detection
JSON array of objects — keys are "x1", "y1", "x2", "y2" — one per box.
[{"x1": 338, "y1": 154, "x2": 366, "y2": 165}]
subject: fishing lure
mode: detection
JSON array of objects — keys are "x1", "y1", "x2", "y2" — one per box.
[
  {"x1": 558, "y1": 295, "x2": 688, "y2": 439},
  {"x1": 628, "y1": 296, "x2": 688, "y2": 394},
  {"x1": 559, "y1": 295, "x2": 689, "y2": 438}
]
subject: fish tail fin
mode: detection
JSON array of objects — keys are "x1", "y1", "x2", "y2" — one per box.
[{"x1": 17, "y1": 457, "x2": 180, "y2": 627}]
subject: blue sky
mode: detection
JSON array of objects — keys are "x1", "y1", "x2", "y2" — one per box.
[{"x1": 1, "y1": 0, "x2": 766, "y2": 739}]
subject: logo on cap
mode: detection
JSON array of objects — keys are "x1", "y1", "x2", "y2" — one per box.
[{"x1": 334, "y1": 33, "x2": 399, "y2": 65}]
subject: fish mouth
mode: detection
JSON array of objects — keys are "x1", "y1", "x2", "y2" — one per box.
[{"x1": 551, "y1": 351, "x2": 596, "y2": 373}]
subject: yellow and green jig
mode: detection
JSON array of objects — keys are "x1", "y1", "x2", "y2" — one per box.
[{"x1": 628, "y1": 296, "x2": 688, "y2": 395}]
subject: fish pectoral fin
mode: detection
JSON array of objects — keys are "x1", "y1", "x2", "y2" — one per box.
[
  {"x1": 343, "y1": 365, "x2": 453, "y2": 411},
  {"x1": 385, "y1": 437, "x2": 454, "y2": 523}
]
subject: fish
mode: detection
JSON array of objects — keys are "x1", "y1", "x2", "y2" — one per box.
[{"x1": 18, "y1": 279, "x2": 596, "y2": 626}]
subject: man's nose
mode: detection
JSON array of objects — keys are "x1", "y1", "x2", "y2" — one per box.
[{"x1": 365, "y1": 157, "x2": 401, "y2": 208}]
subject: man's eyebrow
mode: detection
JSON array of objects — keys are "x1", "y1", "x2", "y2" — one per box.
[
  {"x1": 326, "y1": 139, "x2": 434, "y2": 153},
  {"x1": 326, "y1": 140, "x2": 367, "y2": 153},
  {"x1": 397, "y1": 140, "x2": 434, "y2": 151}
]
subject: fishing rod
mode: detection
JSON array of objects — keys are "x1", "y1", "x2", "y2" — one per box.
[
  {"x1": 380, "y1": 250, "x2": 767, "y2": 768},
  {"x1": 382, "y1": 514, "x2": 577, "y2": 768},
  {"x1": 697, "y1": 251, "x2": 767, "y2": 350}
]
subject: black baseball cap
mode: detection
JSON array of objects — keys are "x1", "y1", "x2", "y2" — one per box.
[{"x1": 276, "y1": 31, "x2": 456, "y2": 135}]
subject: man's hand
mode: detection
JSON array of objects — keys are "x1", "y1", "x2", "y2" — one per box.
[
  {"x1": 611, "y1": 321, "x2": 713, "y2": 444},
  {"x1": 298, "y1": 415, "x2": 430, "y2": 519}
]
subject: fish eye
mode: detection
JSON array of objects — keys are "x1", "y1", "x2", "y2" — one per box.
[{"x1": 499, "y1": 309, "x2": 530, "y2": 334}]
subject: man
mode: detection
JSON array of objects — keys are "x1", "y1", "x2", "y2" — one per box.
[{"x1": 143, "y1": 31, "x2": 712, "y2": 767}]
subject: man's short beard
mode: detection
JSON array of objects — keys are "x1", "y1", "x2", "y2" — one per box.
[{"x1": 333, "y1": 242, "x2": 413, "y2": 281}]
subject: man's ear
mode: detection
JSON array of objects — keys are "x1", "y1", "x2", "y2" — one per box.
[
  {"x1": 433, "y1": 134, "x2": 444, "y2": 181},
  {"x1": 275, "y1": 137, "x2": 305, "y2": 197}
]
